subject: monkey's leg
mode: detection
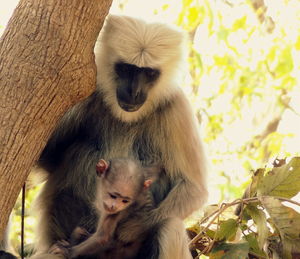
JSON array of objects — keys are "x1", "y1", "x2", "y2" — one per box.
[
  {"x1": 136, "y1": 217, "x2": 192, "y2": 259},
  {"x1": 31, "y1": 184, "x2": 96, "y2": 259},
  {"x1": 0, "y1": 224, "x2": 9, "y2": 251},
  {"x1": 70, "y1": 235, "x2": 106, "y2": 258},
  {"x1": 30, "y1": 241, "x2": 70, "y2": 259},
  {"x1": 30, "y1": 253, "x2": 66, "y2": 259},
  {"x1": 69, "y1": 215, "x2": 120, "y2": 258},
  {"x1": 158, "y1": 217, "x2": 192, "y2": 259}
]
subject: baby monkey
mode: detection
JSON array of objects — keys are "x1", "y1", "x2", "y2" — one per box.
[{"x1": 52, "y1": 157, "x2": 160, "y2": 259}]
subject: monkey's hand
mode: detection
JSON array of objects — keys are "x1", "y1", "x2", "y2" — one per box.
[
  {"x1": 70, "y1": 226, "x2": 91, "y2": 245},
  {"x1": 98, "y1": 235, "x2": 110, "y2": 245},
  {"x1": 117, "y1": 209, "x2": 161, "y2": 240},
  {"x1": 142, "y1": 208, "x2": 160, "y2": 226},
  {"x1": 69, "y1": 235, "x2": 109, "y2": 258},
  {"x1": 48, "y1": 240, "x2": 71, "y2": 258}
]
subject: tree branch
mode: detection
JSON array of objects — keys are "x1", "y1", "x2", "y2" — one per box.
[{"x1": 0, "y1": 0, "x2": 112, "y2": 239}]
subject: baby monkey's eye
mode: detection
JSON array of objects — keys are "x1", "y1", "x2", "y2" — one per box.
[
  {"x1": 109, "y1": 193, "x2": 117, "y2": 199},
  {"x1": 122, "y1": 200, "x2": 129, "y2": 204}
]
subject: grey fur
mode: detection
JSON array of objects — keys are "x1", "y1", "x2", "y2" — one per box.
[
  {"x1": 31, "y1": 15, "x2": 208, "y2": 259},
  {"x1": 62, "y1": 158, "x2": 158, "y2": 259}
]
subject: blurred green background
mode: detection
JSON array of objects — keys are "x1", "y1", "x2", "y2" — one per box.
[{"x1": 1, "y1": 0, "x2": 300, "y2": 255}]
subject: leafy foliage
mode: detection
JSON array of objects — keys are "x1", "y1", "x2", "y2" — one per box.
[
  {"x1": 210, "y1": 242, "x2": 250, "y2": 259},
  {"x1": 257, "y1": 158, "x2": 300, "y2": 197},
  {"x1": 175, "y1": 0, "x2": 300, "y2": 203},
  {"x1": 188, "y1": 157, "x2": 300, "y2": 258}
]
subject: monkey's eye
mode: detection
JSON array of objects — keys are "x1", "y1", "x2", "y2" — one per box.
[
  {"x1": 109, "y1": 193, "x2": 117, "y2": 199},
  {"x1": 115, "y1": 62, "x2": 133, "y2": 78},
  {"x1": 122, "y1": 200, "x2": 129, "y2": 204},
  {"x1": 143, "y1": 68, "x2": 160, "y2": 82}
]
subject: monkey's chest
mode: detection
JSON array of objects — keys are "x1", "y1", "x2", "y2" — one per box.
[{"x1": 95, "y1": 118, "x2": 160, "y2": 163}]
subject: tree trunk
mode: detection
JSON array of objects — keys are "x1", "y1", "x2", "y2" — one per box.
[{"x1": 0, "y1": 0, "x2": 112, "y2": 239}]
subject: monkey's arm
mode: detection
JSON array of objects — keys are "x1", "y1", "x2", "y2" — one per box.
[
  {"x1": 70, "y1": 235, "x2": 103, "y2": 258},
  {"x1": 70, "y1": 214, "x2": 121, "y2": 258},
  {"x1": 38, "y1": 94, "x2": 95, "y2": 172},
  {"x1": 96, "y1": 214, "x2": 122, "y2": 243},
  {"x1": 154, "y1": 178, "x2": 206, "y2": 221},
  {"x1": 155, "y1": 91, "x2": 208, "y2": 220}
]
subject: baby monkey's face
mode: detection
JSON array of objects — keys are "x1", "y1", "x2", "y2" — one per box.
[
  {"x1": 95, "y1": 158, "x2": 156, "y2": 215},
  {"x1": 101, "y1": 180, "x2": 135, "y2": 214}
]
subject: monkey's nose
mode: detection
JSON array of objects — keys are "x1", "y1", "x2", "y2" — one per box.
[
  {"x1": 103, "y1": 203, "x2": 116, "y2": 214},
  {"x1": 108, "y1": 207, "x2": 116, "y2": 213}
]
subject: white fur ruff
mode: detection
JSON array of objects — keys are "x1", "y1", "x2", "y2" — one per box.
[{"x1": 94, "y1": 15, "x2": 187, "y2": 122}]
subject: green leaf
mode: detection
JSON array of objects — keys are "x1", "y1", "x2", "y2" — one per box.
[
  {"x1": 245, "y1": 205, "x2": 269, "y2": 249},
  {"x1": 282, "y1": 239, "x2": 300, "y2": 259},
  {"x1": 257, "y1": 157, "x2": 300, "y2": 198},
  {"x1": 260, "y1": 197, "x2": 300, "y2": 240},
  {"x1": 296, "y1": 35, "x2": 300, "y2": 50},
  {"x1": 215, "y1": 219, "x2": 238, "y2": 241},
  {"x1": 260, "y1": 196, "x2": 300, "y2": 259},
  {"x1": 182, "y1": 0, "x2": 193, "y2": 6},
  {"x1": 267, "y1": 46, "x2": 277, "y2": 62},
  {"x1": 249, "y1": 168, "x2": 265, "y2": 197},
  {"x1": 210, "y1": 242, "x2": 249, "y2": 259},
  {"x1": 206, "y1": 229, "x2": 217, "y2": 239},
  {"x1": 210, "y1": 250, "x2": 225, "y2": 259},
  {"x1": 161, "y1": 4, "x2": 169, "y2": 11},
  {"x1": 232, "y1": 16, "x2": 247, "y2": 31},
  {"x1": 244, "y1": 233, "x2": 266, "y2": 257},
  {"x1": 275, "y1": 47, "x2": 294, "y2": 78},
  {"x1": 217, "y1": 26, "x2": 229, "y2": 41}
]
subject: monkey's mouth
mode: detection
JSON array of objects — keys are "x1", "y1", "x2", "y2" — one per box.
[
  {"x1": 103, "y1": 203, "x2": 117, "y2": 214},
  {"x1": 118, "y1": 101, "x2": 143, "y2": 112}
]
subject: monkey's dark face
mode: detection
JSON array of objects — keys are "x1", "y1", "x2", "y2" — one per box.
[{"x1": 114, "y1": 62, "x2": 160, "y2": 112}]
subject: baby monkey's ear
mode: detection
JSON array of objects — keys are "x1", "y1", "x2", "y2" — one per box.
[
  {"x1": 143, "y1": 165, "x2": 163, "y2": 189},
  {"x1": 143, "y1": 179, "x2": 153, "y2": 189},
  {"x1": 96, "y1": 159, "x2": 110, "y2": 177}
]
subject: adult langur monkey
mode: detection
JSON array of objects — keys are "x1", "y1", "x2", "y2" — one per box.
[{"x1": 31, "y1": 15, "x2": 208, "y2": 259}]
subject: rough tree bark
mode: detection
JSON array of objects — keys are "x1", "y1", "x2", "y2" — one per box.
[{"x1": 0, "y1": 0, "x2": 112, "y2": 239}]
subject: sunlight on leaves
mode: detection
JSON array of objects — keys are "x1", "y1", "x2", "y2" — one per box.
[{"x1": 257, "y1": 157, "x2": 300, "y2": 198}]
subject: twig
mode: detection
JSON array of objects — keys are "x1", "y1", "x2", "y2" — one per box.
[
  {"x1": 189, "y1": 196, "x2": 300, "y2": 249},
  {"x1": 21, "y1": 183, "x2": 26, "y2": 259},
  {"x1": 189, "y1": 198, "x2": 256, "y2": 246}
]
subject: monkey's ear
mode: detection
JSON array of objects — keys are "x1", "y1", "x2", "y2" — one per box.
[
  {"x1": 144, "y1": 179, "x2": 153, "y2": 189},
  {"x1": 144, "y1": 165, "x2": 163, "y2": 187},
  {"x1": 96, "y1": 159, "x2": 109, "y2": 177}
]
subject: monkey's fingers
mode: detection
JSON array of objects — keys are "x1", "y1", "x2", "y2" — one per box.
[
  {"x1": 49, "y1": 240, "x2": 71, "y2": 256},
  {"x1": 73, "y1": 226, "x2": 91, "y2": 239},
  {"x1": 57, "y1": 240, "x2": 70, "y2": 247}
]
